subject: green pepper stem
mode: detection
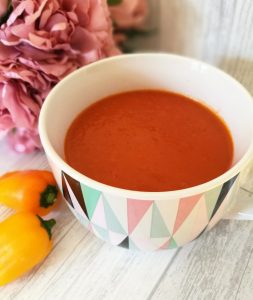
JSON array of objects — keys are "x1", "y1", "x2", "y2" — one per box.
[
  {"x1": 40, "y1": 185, "x2": 58, "y2": 208},
  {"x1": 37, "y1": 216, "x2": 56, "y2": 240}
]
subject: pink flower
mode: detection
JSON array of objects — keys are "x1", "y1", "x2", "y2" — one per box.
[
  {"x1": 0, "y1": 0, "x2": 120, "y2": 68},
  {"x1": 7, "y1": 128, "x2": 41, "y2": 153},
  {"x1": 0, "y1": 0, "x2": 120, "y2": 153},
  {"x1": 109, "y1": 0, "x2": 148, "y2": 29}
]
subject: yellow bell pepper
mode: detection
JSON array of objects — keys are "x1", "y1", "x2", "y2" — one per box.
[
  {"x1": 0, "y1": 212, "x2": 56, "y2": 286},
  {"x1": 0, "y1": 170, "x2": 59, "y2": 216}
]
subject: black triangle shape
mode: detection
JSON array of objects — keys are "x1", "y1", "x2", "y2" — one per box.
[
  {"x1": 118, "y1": 237, "x2": 129, "y2": 249},
  {"x1": 62, "y1": 171, "x2": 89, "y2": 219},
  {"x1": 210, "y1": 174, "x2": 239, "y2": 219},
  {"x1": 61, "y1": 173, "x2": 74, "y2": 208}
]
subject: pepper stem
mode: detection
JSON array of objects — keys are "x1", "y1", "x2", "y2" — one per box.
[
  {"x1": 40, "y1": 185, "x2": 58, "y2": 208},
  {"x1": 37, "y1": 216, "x2": 56, "y2": 240}
]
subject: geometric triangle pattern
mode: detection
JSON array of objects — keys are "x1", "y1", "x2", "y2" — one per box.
[
  {"x1": 118, "y1": 237, "x2": 129, "y2": 249},
  {"x1": 64, "y1": 178, "x2": 89, "y2": 222},
  {"x1": 159, "y1": 237, "x2": 178, "y2": 250},
  {"x1": 151, "y1": 204, "x2": 170, "y2": 238},
  {"x1": 81, "y1": 184, "x2": 101, "y2": 219},
  {"x1": 61, "y1": 173, "x2": 74, "y2": 208},
  {"x1": 207, "y1": 175, "x2": 240, "y2": 230},
  {"x1": 130, "y1": 204, "x2": 154, "y2": 250},
  {"x1": 127, "y1": 199, "x2": 153, "y2": 234},
  {"x1": 155, "y1": 198, "x2": 179, "y2": 234},
  {"x1": 131, "y1": 203, "x2": 153, "y2": 240},
  {"x1": 204, "y1": 186, "x2": 223, "y2": 219},
  {"x1": 60, "y1": 171, "x2": 240, "y2": 251},
  {"x1": 61, "y1": 171, "x2": 88, "y2": 218},
  {"x1": 103, "y1": 197, "x2": 126, "y2": 234},
  {"x1": 103, "y1": 194, "x2": 128, "y2": 233},
  {"x1": 210, "y1": 174, "x2": 239, "y2": 219},
  {"x1": 129, "y1": 238, "x2": 139, "y2": 251},
  {"x1": 173, "y1": 194, "x2": 202, "y2": 235},
  {"x1": 91, "y1": 196, "x2": 107, "y2": 229},
  {"x1": 173, "y1": 195, "x2": 208, "y2": 246},
  {"x1": 159, "y1": 239, "x2": 171, "y2": 250},
  {"x1": 109, "y1": 231, "x2": 127, "y2": 246},
  {"x1": 168, "y1": 238, "x2": 177, "y2": 249}
]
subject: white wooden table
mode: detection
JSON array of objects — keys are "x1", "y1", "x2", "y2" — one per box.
[{"x1": 1, "y1": 1, "x2": 253, "y2": 299}]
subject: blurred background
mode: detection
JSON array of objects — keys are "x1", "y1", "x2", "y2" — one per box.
[{"x1": 131, "y1": 0, "x2": 253, "y2": 95}]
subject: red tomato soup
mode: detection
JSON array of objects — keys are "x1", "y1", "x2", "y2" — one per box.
[{"x1": 65, "y1": 90, "x2": 233, "y2": 192}]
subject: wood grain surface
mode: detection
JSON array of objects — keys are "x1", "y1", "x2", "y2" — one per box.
[{"x1": 1, "y1": 0, "x2": 253, "y2": 299}]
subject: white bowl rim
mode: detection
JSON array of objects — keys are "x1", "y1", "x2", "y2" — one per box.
[{"x1": 39, "y1": 53, "x2": 253, "y2": 200}]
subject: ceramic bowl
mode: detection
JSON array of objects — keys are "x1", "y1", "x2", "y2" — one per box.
[{"x1": 39, "y1": 54, "x2": 253, "y2": 251}]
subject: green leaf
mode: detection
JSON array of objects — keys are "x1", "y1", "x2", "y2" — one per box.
[
  {"x1": 0, "y1": 1, "x2": 13, "y2": 26},
  {"x1": 108, "y1": 0, "x2": 123, "y2": 6}
]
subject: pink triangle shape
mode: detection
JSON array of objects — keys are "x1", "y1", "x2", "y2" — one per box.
[
  {"x1": 159, "y1": 239, "x2": 170, "y2": 250},
  {"x1": 173, "y1": 194, "x2": 203, "y2": 234},
  {"x1": 127, "y1": 199, "x2": 153, "y2": 234}
]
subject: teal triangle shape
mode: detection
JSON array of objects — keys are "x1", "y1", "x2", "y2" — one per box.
[
  {"x1": 92, "y1": 223, "x2": 108, "y2": 241},
  {"x1": 205, "y1": 186, "x2": 222, "y2": 219},
  {"x1": 129, "y1": 238, "x2": 139, "y2": 251},
  {"x1": 168, "y1": 237, "x2": 177, "y2": 249},
  {"x1": 103, "y1": 197, "x2": 126, "y2": 234},
  {"x1": 81, "y1": 184, "x2": 101, "y2": 219},
  {"x1": 151, "y1": 204, "x2": 170, "y2": 238}
]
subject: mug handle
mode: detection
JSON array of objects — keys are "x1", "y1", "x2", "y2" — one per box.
[
  {"x1": 223, "y1": 163, "x2": 253, "y2": 220},
  {"x1": 224, "y1": 191, "x2": 253, "y2": 220}
]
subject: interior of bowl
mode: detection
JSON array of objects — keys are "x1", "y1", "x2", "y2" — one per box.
[{"x1": 39, "y1": 53, "x2": 253, "y2": 196}]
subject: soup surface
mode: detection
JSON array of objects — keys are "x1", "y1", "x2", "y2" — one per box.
[{"x1": 65, "y1": 90, "x2": 233, "y2": 192}]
